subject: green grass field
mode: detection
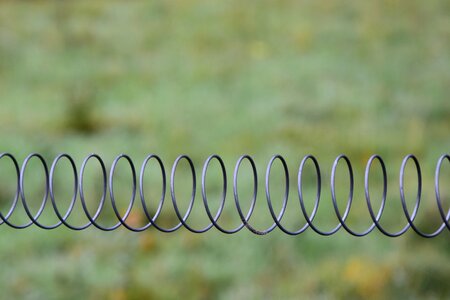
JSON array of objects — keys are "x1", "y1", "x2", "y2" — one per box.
[{"x1": 0, "y1": 1, "x2": 449, "y2": 299}]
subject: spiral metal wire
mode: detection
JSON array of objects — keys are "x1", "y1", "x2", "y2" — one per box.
[{"x1": 0, "y1": 152, "x2": 449, "y2": 237}]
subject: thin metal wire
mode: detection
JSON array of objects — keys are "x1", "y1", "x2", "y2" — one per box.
[{"x1": 0, "y1": 152, "x2": 448, "y2": 237}]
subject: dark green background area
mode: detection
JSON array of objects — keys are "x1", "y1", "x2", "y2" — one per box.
[{"x1": 0, "y1": 1, "x2": 449, "y2": 299}]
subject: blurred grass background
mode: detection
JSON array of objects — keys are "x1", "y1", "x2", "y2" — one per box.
[{"x1": 0, "y1": 0, "x2": 449, "y2": 299}]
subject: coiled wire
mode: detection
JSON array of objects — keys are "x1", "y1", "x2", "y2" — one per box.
[{"x1": 0, "y1": 152, "x2": 448, "y2": 237}]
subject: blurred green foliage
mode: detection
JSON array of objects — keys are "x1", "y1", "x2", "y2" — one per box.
[{"x1": 0, "y1": 0, "x2": 449, "y2": 299}]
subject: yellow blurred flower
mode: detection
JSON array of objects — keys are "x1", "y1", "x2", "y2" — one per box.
[{"x1": 343, "y1": 257, "x2": 391, "y2": 299}]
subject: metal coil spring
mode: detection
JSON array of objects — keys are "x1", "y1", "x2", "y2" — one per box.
[{"x1": 0, "y1": 152, "x2": 449, "y2": 237}]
